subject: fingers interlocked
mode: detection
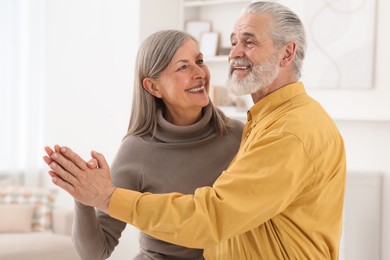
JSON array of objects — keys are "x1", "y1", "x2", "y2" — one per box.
[
  {"x1": 44, "y1": 146, "x2": 87, "y2": 186},
  {"x1": 43, "y1": 145, "x2": 114, "y2": 211}
]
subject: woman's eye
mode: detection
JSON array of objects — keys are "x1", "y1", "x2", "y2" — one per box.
[{"x1": 178, "y1": 64, "x2": 188, "y2": 71}]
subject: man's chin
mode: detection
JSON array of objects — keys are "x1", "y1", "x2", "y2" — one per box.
[
  {"x1": 228, "y1": 82, "x2": 253, "y2": 96},
  {"x1": 230, "y1": 71, "x2": 250, "y2": 81}
]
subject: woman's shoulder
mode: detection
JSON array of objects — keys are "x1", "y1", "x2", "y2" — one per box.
[
  {"x1": 112, "y1": 135, "x2": 152, "y2": 162},
  {"x1": 214, "y1": 106, "x2": 244, "y2": 139},
  {"x1": 111, "y1": 135, "x2": 153, "y2": 172},
  {"x1": 228, "y1": 117, "x2": 245, "y2": 128},
  {"x1": 225, "y1": 117, "x2": 245, "y2": 140}
]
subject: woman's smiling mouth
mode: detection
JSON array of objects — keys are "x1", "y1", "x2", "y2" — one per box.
[{"x1": 185, "y1": 86, "x2": 205, "y2": 93}]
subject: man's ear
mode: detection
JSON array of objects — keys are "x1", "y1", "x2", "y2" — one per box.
[
  {"x1": 280, "y1": 41, "x2": 296, "y2": 67},
  {"x1": 143, "y1": 78, "x2": 162, "y2": 98}
]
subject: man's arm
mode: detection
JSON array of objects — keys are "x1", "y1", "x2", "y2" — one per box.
[
  {"x1": 107, "y1": 133, "x2": 314, "y2": 248},
  {"x1": 44, "y1": 134, "x2": 313, "y2": 249}
]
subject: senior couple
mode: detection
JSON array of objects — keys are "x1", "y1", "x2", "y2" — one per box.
[{"x1": 44, "y1": 2, "x2": 346, "y2": 259}]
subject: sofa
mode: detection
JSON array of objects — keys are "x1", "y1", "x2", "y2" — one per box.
[{"x1": 0, "y1": 184, "x2": 79, "y2": 260}]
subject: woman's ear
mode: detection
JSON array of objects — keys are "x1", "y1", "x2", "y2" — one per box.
[
  {"x1": 280, "y1": 41, "x2": 296, "y2": 67},
  {"x1": 143, "y1": 78, "x2": 162, "y2": 98}
]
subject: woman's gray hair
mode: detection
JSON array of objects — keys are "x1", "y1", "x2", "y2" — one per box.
[
  {"x1": 125, "y1": 30, "x2": 230, "y2": 138},
  {"x1": 242, "y1": 1, "x2": 306, "y2": 79}
]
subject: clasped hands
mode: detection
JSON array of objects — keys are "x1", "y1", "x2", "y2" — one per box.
[{"x1": 43, "y1": 145, "x2": 116, "y2": 214}]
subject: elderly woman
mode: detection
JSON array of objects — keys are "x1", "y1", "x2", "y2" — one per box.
[{"x1": 44, "y1": 29, "x2": 243, "y2": 260}]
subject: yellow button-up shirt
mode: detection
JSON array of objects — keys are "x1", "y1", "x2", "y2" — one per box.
[{"x1": 109, "y1": 82, "x2": 346, "y2": 259}]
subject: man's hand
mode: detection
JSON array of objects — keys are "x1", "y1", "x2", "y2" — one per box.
[{"x1": 43, "y1": 145, "x2": 116, "y2": 213}]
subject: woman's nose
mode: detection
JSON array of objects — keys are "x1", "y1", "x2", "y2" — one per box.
[{"x1": 193, "y1": 65, "x2": 206, "y2": 79}]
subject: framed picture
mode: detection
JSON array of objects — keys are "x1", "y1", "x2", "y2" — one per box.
[
  {"x1": 185, "y1": 20, "x2": 211, "y2": 41},
  {"x1": 200, "y1": 32, "x2": 219, "y2": 57}
]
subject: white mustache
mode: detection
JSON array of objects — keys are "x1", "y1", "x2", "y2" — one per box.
[{"x1": 229, "y1": 59, "x2": 252, "y2": 67}]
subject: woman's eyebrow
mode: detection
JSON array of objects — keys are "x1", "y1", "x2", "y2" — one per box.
[{"x1": 173, "y1": 59, "x2": 189, "y2": 64}]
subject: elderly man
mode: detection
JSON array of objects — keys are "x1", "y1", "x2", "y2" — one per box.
[{"x1": 44, "y1": 2, "x2": 346, "y2": 259}]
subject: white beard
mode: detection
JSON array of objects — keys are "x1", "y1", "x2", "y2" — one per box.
[{"x1": 227, "y1": 53, "x2": 280, "y2": 96}]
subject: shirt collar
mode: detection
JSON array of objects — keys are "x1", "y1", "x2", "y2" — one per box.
[{"x1": 247, "y1": 81, "x2": 306, "y2": 123}]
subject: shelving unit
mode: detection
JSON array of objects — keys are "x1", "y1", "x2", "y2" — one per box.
[
  {"x1": 180, "y1": 0, "x2": 249, "y2": 49},
  {"x1": 179, "y1": 0, "x2": 251, "y2": 118}
]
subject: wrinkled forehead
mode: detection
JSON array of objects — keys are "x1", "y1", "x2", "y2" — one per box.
[
  {"x1": 231, "y1": 13, "x2": 273, "y2": 39},
  {"x1": 167, "y1": 39, "x2": 202, "y2": 68}
]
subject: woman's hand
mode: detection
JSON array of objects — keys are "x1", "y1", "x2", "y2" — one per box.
[{"x1": 43, "y1": 145, "x2": 116, "y2": 214}]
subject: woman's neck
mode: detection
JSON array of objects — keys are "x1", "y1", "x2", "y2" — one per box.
[{"x1": 164, "y1": 108, "x2": 203, "y2": 126}]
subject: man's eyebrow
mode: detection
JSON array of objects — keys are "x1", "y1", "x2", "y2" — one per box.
[{"x1": 230, "y1": 32, "x2": 256, "y2": 41}]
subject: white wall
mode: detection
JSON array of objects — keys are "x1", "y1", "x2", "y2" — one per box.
[
  {"x1": 139, "y1": 0, "x2": 181, "y2": 41},
  {"x1": 43, "y1": 0, "x2": 138, "y2": 205},
  {"x1": 43, "y1": 1, "x2": 140, "y2": 258}
]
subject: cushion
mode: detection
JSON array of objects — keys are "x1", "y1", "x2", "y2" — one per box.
[
  {"x1": 0, "y1": 186, "x2": 58, "y2": 231},
  {"x1": 0, "y1": 204, "x2": 35, "y2": 232}
]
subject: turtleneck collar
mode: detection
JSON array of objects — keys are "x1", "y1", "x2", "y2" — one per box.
[{"x1": 153, "y1": 105, "x2": 216, "y2": 143}]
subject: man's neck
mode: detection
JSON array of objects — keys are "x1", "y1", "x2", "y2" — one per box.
[{"x1": 251, "y1": 76, "x2": 298, "y2": 104}]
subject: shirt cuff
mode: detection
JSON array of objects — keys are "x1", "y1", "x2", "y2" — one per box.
[{"x1": 108, "y1": 188, "x2": 143, "y2": 223}]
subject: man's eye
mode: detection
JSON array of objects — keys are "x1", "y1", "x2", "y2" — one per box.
[
  {"x1": 196, "y1": 59, "x2": 204, "y2": 65},
  {"x1": 231, "y1": 41, "x2": 237, "y2": 47}
]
